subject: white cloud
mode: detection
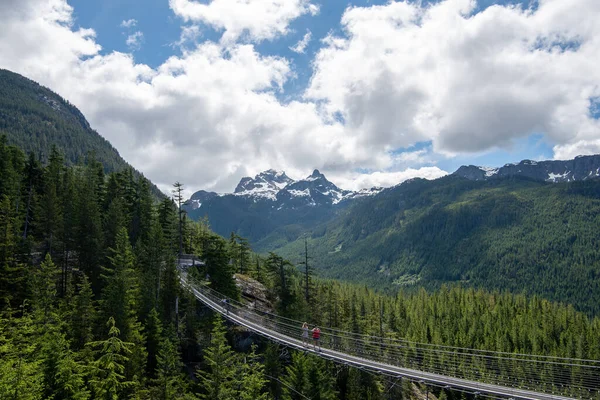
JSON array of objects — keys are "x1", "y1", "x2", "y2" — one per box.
[
  {"x1": 126, "y1": 31, "x2": 144, "y2": 50},
  {"x1": 173, "y1": 25, "x2": 203, "y2": 50},
  {"x1": 331, "y1": 167, "x2": 449, "y2": 191},
  {"x1": 307, "y1": 0, "x2": 600, "y2": 158},
  {"x1": 168, "y1": 0, "x2": 318, "y2": 43},
  {"x1": 290, "y1": 30, "x2": 312, "y2": 54},
  {"x1": 0, "y1": 0, "x2": 599, "y2": 196},
  {"x1": 120, "y1": 19, "x2": 137, "y2": 28}
]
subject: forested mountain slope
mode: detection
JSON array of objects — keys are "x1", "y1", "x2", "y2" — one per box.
[
  {"x1": 263, "y1": 176, "x2": 600, "y2": 315},
  {"x1": 0, "y1": 69, "x2": 164, "y2": 197}
]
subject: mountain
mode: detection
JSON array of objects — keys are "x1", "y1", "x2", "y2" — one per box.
[
  {"x1": 264, "y1": 174, "x2": 600, "y2": 315},
  {"x1": 183, "y1": 169, "x2": 382, "y2": 241},
  {"x1": 453, "y1": 155, "x2": 600, "y2": 182},
  {"x1": 0, "y1": 69, "x2": 164, "y2": 197},
  {"x1": 234, "y1": 169, "x2": 294, "y2": 200}
]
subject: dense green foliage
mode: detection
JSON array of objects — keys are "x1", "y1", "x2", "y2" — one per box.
[
  {"x1": 262, "y1": 176, "x2": 600, "y2": 315},
  {"x1": 0, "y1": 69, "x2": 163, "y2": 198}
]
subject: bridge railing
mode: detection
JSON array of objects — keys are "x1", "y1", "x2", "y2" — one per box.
[{"x1": 183, "y1": 275, "x2": 600, "y2": 399}]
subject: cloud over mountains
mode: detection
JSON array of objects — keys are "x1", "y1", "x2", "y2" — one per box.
[{"x1": 0, "y1": 0, "x2": 598, "y2": 195}]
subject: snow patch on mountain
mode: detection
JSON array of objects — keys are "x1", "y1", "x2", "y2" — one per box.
[
  {"x1": 480, "y1": 167, "x2": 499, "y2": 177},
  {"x1": 288, "y1": 188, "x2": 311, "y2": 197},
  {"x1": 190, "y1": 199, "x2": 201, "y2": 210},
  {"x1": 547, "y1": 171, "x2": 571, "y2": 182}
]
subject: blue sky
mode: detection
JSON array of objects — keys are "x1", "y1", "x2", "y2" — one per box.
[
  {"x1": 1, "y1": 0, "x2": 598, "y2": 193},
  {"x1": 67, "y1": 0, "x2": 554, "y2": 178}
]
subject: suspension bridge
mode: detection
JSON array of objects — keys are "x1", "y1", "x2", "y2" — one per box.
[{"x1": 180, "y1": 272, "x2": 600, "y2": 400}]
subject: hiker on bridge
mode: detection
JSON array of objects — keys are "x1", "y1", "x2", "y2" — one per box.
[
  {"x1": 312, "y1": 326, "x2": 321, "y2": 351},
  {"x1": 301, "y1": 322, "x2": 309, "y2": 346},
  {"x1": 221, "y1": 298, "x2": 230, "y2": 315}
]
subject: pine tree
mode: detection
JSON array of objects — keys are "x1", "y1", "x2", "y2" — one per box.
[
  {"x1": 100, "y1": 227, "x2": 139, "y2": 340},
  {"x1": 237, "y1": 236, "x2": 251, "y2": 275},
  {"x1": 282, "y1": 352, "x2": 308, "y2": 400},
  {"x1": 160, "y1": 257, "x2": 179, "y2": 326},
  {"x1": 152, "y1": 337, "x2": 193, "y2": 399},
  {"x1": 99, "y1": 227, "x2": 147, "y2": 391},
  {"x1": 145, "y1": 308, "x2": 163, "y2": 378},
  {"x1": 0, "y1": 307, "x2": 44, "y2": 400},
  {"x1": 59, "y1": 167, "x2": 76, "y2": 296},
  {"x1": 74, "y1": 163, "x2": 104, "y2": 291},
  {"x1": 298, "y1": 237, "x2": 314, "y2": 305},
  {"x1": 203, "y1": 235, "x2": 238, "y2": 299},
  {"x1": 305, "y1": 356, "x2": 337, "y2": 400},
  {"x1": 0, "y1": 195, "x2": 26, "y2": 306},
  {"x1": 87, "y1": 317, "x2": 135, "y2": 400},
  {"x1": 172, "y1": 182, "x2": 185, "y2": 258},
  {"x1": 239, "y1": 345, "x2": 269, "y2": 400},
  {"x1": 196, "y1": 315, "x2": 238, "y2": 400},
  {"x1": 40, "y1": 146, "x2": 64, "y2": 258},
  {"x1": 138, "y1": 221, "x2": 166, "y2": 318},
  {"x1": 266, "y1": 252, "x2": 296, "y2": 316},
  {"x1": 30, "y1": 253, "x2": 59, "y2": 323},
  {"x1": 157, "y1": 198, "x2": 177, "y2": 254},
  {"x1": 69, "y1": 275, "x2": 96, "y2": 350},
  {"x1": 21, "y1": 152, "x2": 43, "y2": 241},
  {"x1": 0, "y1": 136, "x2": 24, "y2": 202},
  {"x1": 39, "y1": 327, "x2": 89, "y2": 400},
  {"x1": 263, "y1": 343, "x2": 283, "y2": 400}
]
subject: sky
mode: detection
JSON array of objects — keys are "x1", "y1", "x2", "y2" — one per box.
[{"x1": 0, "y1": 0, "x2": 599, "y2": 197}]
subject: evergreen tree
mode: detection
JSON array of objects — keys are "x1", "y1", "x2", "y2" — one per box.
[
  {"x1": 298, "y1": 237, "x2": 314, "y2": 305},
  {"x1": 87, "y1": 317, "x2": 135, "y2": 400},
  {"x1": 0, "y1": 195, "x2": 26, "y2": 306},
  {"x1": 152, "y1": 337, "x2": 193, "y2": 399},
  {"x1": 203, "y1": 235, "x2": 238, "y2": 299},
  {"x1": 160, "y1": 257, "x2": 179, "y2": 326},
  {"x1": 69, "y1": 275, "x2": 96, "y2": 350},
  {"x1": 0, "y1": 307, "x2": 44, "y2": 400},
  {"x1": 305, "y1": 356, "x2": 337, "y2": 400},
  {"x1": 74, "y1": 162, "x2": 104, "y2": 291},
  {"x1": 40, "y1": 145, "x2": 64, "y2": 258},
  {"x1": 30, "y1": 254, "x2": 59, "y2": 323},
  {"x1": 263, "y1": 343, "x2": 283, "y2": 400},
  {"x1": 145, "y1": 308, "x2": 163, "y2": 378},
  {"x1": 239, "y1": 345, "x2": 269, "y2": 400},
  {"x1": 138, "y1": 220, "x2": 166, "y2": 318},
  {"x1": 157, "y1": 198, "x2": 177, "y2": 254},
  {"x1": 266, "y1": 252, "x2": 296, "y2": 316},
  {"x1": 99, "y1": 227, "x2": 147, "y2": 390},
  {"x1": 21, "y1": 151, "x2": 43, "y2": 241},
  {"x1": 100, "y1": 227, "x2": 139, "y2": 340},
  {"x1": 172, "y1": 182, "x2": 185, "y2": 257},
  {"x1": 39, "y1": 327, "x2": 89, "y2": 400},
  {"x1": 282, "y1": 352, "x2": 308, "y2": 400},
  {"x1": 196, "y1": 316, "x2": 238, "y2": 400}
]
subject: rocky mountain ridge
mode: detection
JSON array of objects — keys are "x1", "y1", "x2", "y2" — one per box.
[
  {"x1": 453, "y1": 154, "x2": 600, "y2": 182},
  {"x1": 185, "y1": 169, "x2": 383, "y2": 211}
]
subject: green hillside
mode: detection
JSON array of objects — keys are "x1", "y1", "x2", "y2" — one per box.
[
  {"x1": 0, "y1": 69, "x2": 164, "y2": 197},
  {"x1": 260, "y1": 176, "x2": 600, "y2": 315}
]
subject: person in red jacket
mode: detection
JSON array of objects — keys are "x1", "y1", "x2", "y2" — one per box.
[{"x1": 312, "y1": 326, "x2": 321, "y2": 351}]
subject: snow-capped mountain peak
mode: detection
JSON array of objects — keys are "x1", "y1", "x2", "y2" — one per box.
[
  {"x1": 183, "y1": 168, "x2": 386, "y2": 215},
  {"x1": 278, "y1": 170, "x2": 355, "y2": 206},
  {"x1": 234, "y1": 169, "x2": 295, "y2": 200}
]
